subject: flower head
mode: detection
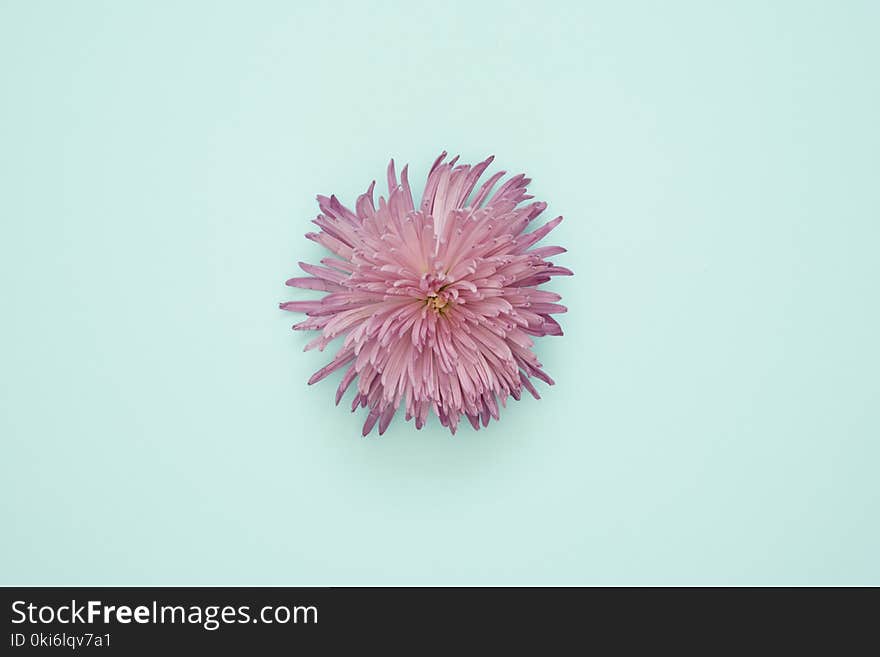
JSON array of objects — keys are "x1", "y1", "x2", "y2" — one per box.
[{"x1": 281, "y1": 153, "x2": 572, "y2": 435}]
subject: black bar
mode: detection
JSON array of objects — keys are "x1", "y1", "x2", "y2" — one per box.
[{"x1": 1, "y1": 586, "x2": 873, "y2": 652}]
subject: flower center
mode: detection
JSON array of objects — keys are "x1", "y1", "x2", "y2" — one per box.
[{"x1": 427, "y1": 294, "x2": 449, "y2": 312}]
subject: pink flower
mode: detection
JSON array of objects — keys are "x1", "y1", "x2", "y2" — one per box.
[{"x1": 281, "y1": 153, "x2": 572, "y2": 435}]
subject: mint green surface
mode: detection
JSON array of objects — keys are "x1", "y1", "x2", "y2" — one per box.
[{"x1": 2, "y1": 1, "x2": 878, "y2": 585}]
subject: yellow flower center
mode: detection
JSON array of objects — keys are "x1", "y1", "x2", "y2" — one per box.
[{"x1": 427, "y1": 295, "x2": 448, "y2": 312}]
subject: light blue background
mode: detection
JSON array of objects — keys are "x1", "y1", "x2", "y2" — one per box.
[{"x1": 2, "y1": 1, "x2": 878, "y2": 585}]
